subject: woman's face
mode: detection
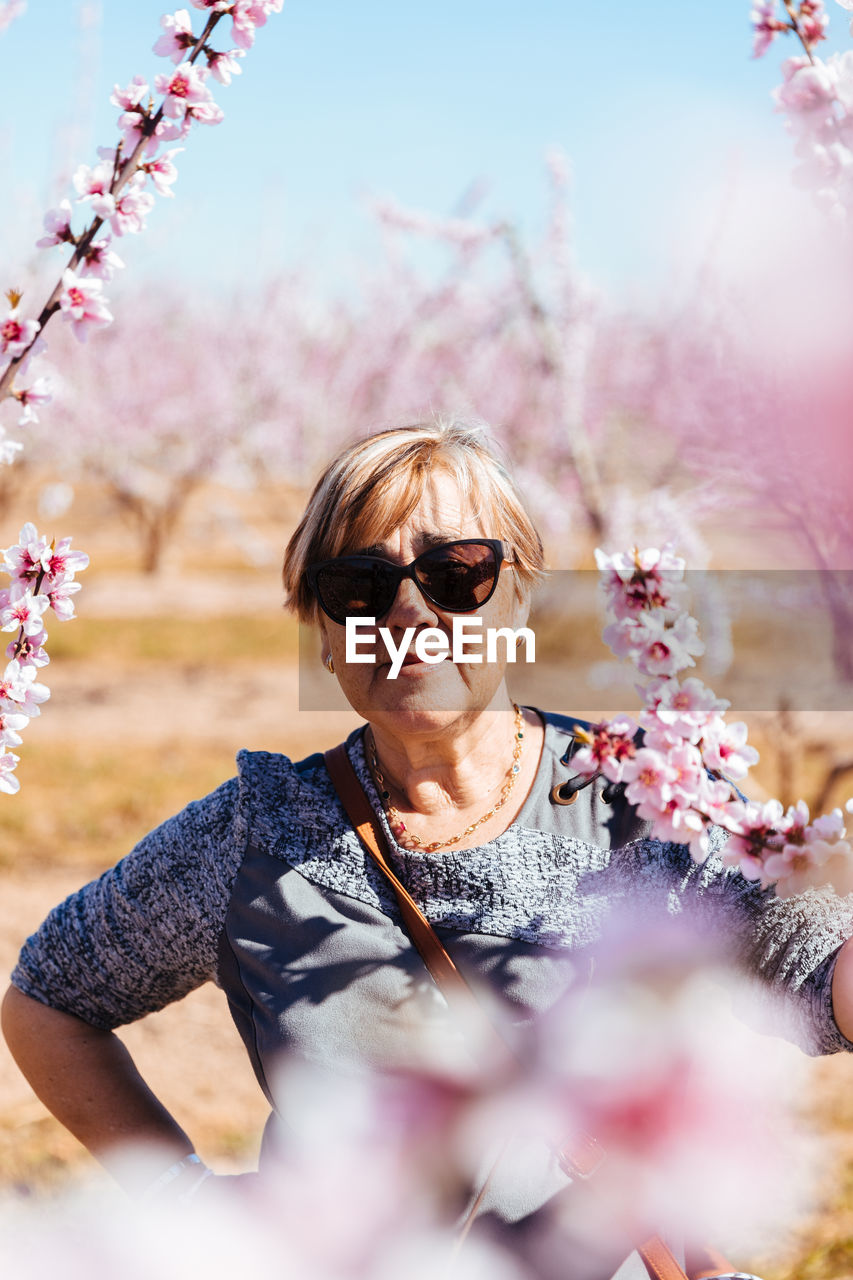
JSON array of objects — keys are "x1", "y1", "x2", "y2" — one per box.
[{"x1": 318, "y1": 469, "x2": 530, "y2": 736}]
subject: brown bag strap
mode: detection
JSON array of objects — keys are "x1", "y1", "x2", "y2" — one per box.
[
  {"x1": 638, "y1": 1236, "x2": 691, "y2": 1280},
  {"x1": 324, "y1": 741, "x2": 739, "y2": 1280},
  {"x1": 324, "y1": 742, "x2": 485, "y2": 1009},
  {"x1": 325, "y1": 741, "x2": 605, "y2": 1181}
]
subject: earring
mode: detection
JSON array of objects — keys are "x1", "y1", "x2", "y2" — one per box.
[{"x1": 324, "y1": 652, "x2": 335, "y2": 674}]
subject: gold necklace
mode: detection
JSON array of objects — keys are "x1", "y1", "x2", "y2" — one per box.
[{"x1": 366, "y1": 704, "x2": 525, "y2": 853}]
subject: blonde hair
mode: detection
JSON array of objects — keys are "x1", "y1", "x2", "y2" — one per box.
[{"x1": 282, "y1": 418, "x2": 545, "y2": 624}]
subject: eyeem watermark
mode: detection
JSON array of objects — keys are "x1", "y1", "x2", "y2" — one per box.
[{"x1": 346, "y1": 617, "x2": 536, "y2": 679}]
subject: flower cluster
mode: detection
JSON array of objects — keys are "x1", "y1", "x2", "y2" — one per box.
[
  {"x1": 0, "y1": 1, "x2": 283, "y2": 459},
  {"x1": 752, "y1": 0, "x2": 829, "y2": 59},
  {"x1": 575, "y1": 546, "x2": 853, "y2": 898},
  {"x1": 0, "y1": 524, "x2": 88, "y2": 794},
  {"x1": 750, "y1": 1, "x2": 853, "y2": 221}
]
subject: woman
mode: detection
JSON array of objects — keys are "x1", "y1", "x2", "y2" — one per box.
[{"x1": 4, "y1": 419, "x2": 853, "y2": 1277}]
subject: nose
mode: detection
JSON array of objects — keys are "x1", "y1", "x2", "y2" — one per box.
[{"x1": 382, "y1": 574, "x2": 440, "y2": 632}]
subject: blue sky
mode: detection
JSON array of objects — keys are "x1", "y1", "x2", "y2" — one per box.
[{"x1": 0, "y1": 1, "x2": 840, "y2": 300}]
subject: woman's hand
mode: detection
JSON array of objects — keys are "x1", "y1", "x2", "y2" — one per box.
[{"x1": 1, "y1": 984, "x2": 195, "y2": 1193}]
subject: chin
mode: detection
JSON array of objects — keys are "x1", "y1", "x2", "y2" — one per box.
[{"x1": 346, "y1": 664, "x2": 504, "y2": 731}]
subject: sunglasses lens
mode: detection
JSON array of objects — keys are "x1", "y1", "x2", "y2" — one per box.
[
  {"x1": 315, "y1": 559, "x2": 396, "y2": 623},
  {"x1": 312, "y1": 542, "x2": 501, "y2": 623},
  {"x1": 416, "y1": 543, "x2": 498, "y2": 610}
]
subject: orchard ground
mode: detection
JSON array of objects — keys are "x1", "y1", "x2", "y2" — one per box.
[{"x1": 2, "y1": 476, "x2": 853, "y2": 1278}]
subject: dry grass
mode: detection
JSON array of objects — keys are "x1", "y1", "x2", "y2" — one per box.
[
  {"x1": 45, "y1": 611, "x2": 301, "y2": 666},
  {"x1": 0, "y1": 740, "x2": 241, "y2": 873}
]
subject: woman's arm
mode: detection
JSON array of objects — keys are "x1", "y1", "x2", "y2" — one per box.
[
  {"x1": 1, "y1": 984, "x2": 194, "y2": 1192},
  {"x1": 832, "y1": 936, "x2": 853, "y2": 1044}
]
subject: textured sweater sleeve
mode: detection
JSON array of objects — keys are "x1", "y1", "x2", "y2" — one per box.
[
  {"x1": 635, "y1": 826, "x2": 853, "y2": 1056},
  {"x1": 10, "y1": 775, "x2": 248, "y2": 1031}
]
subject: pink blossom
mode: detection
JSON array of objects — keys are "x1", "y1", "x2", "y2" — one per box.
[
  {"x1": 153, "y1": 118, "x2": 191, "y2": 143},
  {"x1": 0, "y1": 707, "x2": 29, "y2": 749},
  {"x1": 798, "y1": 0, "x2": 829, "y2": 47},
  {"x1": 206, "y1": 47, "x2": 244, "y2": 85},
  {"x1": 12, "y1": 376, "x2": 51, "y2": 426},
  {"x1": 72, "y1": 160, "x2": 117, "y2": 218},
  {"x1": 230, "y1": 0, "x2": 264, "y2": 49},
  {"x1": 184, "y1": 99, "x2": 225, "y2": 127},
  {"x1": 621, "y1": 746, "x2": 677, "y2": 813},
  {"x1": 0, "y1": 431, "x2": 23, "y2": 466},
  {"x1": 570, "y1": 715, "x2": 638, "y2": 783},
  {"x1": 79, "y1": 236, "x2": 125, "y2": 281},
  {"x1": 142, "y1": 148, "x2": 183, "y2": 197},
  {"x1": 773, "y1": 55, "x2": 837, "y2": 116},
  {"x1": 118, "y1": 109, "x2": 150, "y2": 150},
  {"x1": 604, "y1": 612, "x2": 704, "y2": 678},
  {"x1": 3, "y1": 527, "x2": 88, "y2": 619},
  {"x1": 641, "y1": 723, "x2": 684, "y2": 754},
  {"x1": 154, "y1": 63, "x2": 213, "y2": 118},
  {"x1": 762, "y1": 838, "x2": 838, "y2": 897},
  {"x1": 228, "y1": 0, "x2": 284, "y2": 50},
  {"x1": 44, "y1": 537, "x2": 90, "y2": 586},
  {"x1": 811, "y1": 808, "x2": 847, "y2": 843},
  {"x1": 780, "y1": 797, "x2": 811, "y2": 843},
  {"x1": 110, "y1": 74, "x2": 150, "y2": 111},
  {"x1": 153, "y1": 10, "x2": 197, "y2": 62},
  {"x1": 720, "y1": 799, "x2": 785, "y2": 884},
  {"x1": 1, "y1": 527, "x2": 89, "y2": 624},
  {"x1": 3, "y1": 522, "x2": 50, "y2": 587},
  {"x1": 109, "y1": 177, "x2": 155, "y2": 237},
  {"x1": 8, "y1": 627, "x2": 49, "y2": 669},
  {"x1": 642, "y1": 797, "x2": 707, "y2": 851},
  {"x1": 641, "y1": 613, "x2": 703, "y2": 677},
  {"x1": 594, "y1": 545, "x2": 686, "y2": 621},
  {"x1": 700, "y1": 717, "x2": 760, "y2": 782},
  {"x1": 58, "y1": 269, "x2": 113, "y2": 343},
  {"x1": 764, "y1": 800, "x2": 853, "y2": 896},
  {"x1": 0, "y1": 660, "x2": 49, "y2": 717},
  {"x1": 46, "y1": 580, "x2": 82, "y2": 621},
  {"x1": 0, "y1": 309, "x2": 39, "y2": 359},
  {"x1": 35, "y1": 200, "x2": 75, "y2": 249},
  {"x1": 0, "y1": 752, "x2": 20, "y2": 795},
  {"x1": 0, "y1": 589, "x2": 50, "y2": 636},
  {"x1": 688, "y1": 776, "x2": 738, "y2": 852},
  {"x1": 189, "y1": 0, "x2": 233, "y2": 9},
  {"x1": 665, "y1": 741, "x2": 705, "y2": 803},
  {"x1": 751, "y1": 0, "x2": 787, "y2": 59},
  {"x1": 640, "y1": 676, "x2": 728, "y2": 743}
]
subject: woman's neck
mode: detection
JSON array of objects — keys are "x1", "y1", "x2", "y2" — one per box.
[{"x1": 367, "y1": 702, "x2": 542, "y2": 819}]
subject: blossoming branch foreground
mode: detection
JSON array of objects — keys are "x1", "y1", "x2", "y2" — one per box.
[
  {"x1": 573, "y1": 548, "x2": 853, "y2": 899},
  {"x1": 0, "y1": 0, "x2": 284, "y2": 463},
  {"x1": 0, "y1": 4, "x2": 282, "y2": 792}
]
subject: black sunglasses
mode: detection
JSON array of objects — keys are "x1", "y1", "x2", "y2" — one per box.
[{"x1": 306, "y1": 539, "x2": 506, "y2": 626}]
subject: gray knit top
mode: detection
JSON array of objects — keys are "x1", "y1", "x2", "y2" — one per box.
[{"x1": 11, "y1": 709, "x2": 853, "y2": 1072}]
